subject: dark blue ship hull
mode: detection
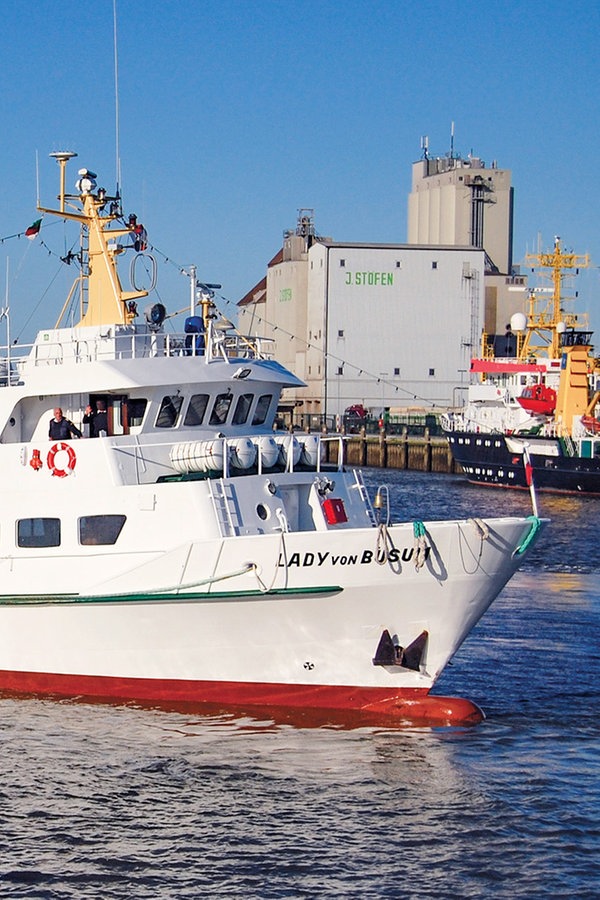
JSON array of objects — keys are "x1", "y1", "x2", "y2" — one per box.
[{"x1": 447, "y1": 431, "x2": 600, "y2": 495}]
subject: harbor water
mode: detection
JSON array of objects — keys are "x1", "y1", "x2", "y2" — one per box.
[{"x1": 0, "y1": 471, "x2": 598, "y2": 899}]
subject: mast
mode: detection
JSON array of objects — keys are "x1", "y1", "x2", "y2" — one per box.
[
  {"x1": 38, "y1": 152, "x2": 148, "y2": 327},
  {"x1": 518, "y1": 237, "x2": 590, "y2": 360}
]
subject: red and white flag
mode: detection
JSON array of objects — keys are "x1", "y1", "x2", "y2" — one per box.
[{"x1": 25, "y1": 219, "x2": 42, "y2": 240}]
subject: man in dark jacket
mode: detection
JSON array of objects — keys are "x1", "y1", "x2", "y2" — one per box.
[
  {"x1": 48, "y1": 408, "x2": 82, "y2": 440},
  {"x1": 83, "y1": 400, "x2": 108, "y2": 437}
]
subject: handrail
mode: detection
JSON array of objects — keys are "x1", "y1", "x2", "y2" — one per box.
[{"x1": 0, "y1": 328, "x2": 275, "y2": 382}]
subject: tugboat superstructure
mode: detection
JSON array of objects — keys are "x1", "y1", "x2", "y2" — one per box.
[{"x1": 443, "y1": 238, "x2": 600, "y2": 494}]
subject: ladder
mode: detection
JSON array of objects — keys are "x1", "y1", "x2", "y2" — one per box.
[
  {"x1": 561, "y1": 434, "x2": 577, "y2": 457},
  {"x1": 352, "y1": 470, "x2": 378, "y2": 526},
  {"x1": 208, "y1": 479, "x2": 241, "y2": 537}
]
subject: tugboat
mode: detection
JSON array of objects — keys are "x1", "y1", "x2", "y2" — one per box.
[
  {"x1": 444, "y1": 238, "x2": 600, "y2": 495},
  {"x1": 0, "y1": 152, "x2": 544, "y2": 726}
]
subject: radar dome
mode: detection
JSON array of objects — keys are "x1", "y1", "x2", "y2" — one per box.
[
  {"x1": 510, "y1": 312, "x2": 527, "y2": 332},
  {"x1": 556, "y1": 321, "x2": 566, "y2": 334}
]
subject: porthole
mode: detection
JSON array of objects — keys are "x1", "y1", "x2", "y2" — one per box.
[{"x1": 256, "y1": 504, "x2": 270, "y2": 521}]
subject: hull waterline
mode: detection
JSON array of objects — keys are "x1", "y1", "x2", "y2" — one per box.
[{"x1": 0, "y1": 671, "x2": 484, "y2": 727}]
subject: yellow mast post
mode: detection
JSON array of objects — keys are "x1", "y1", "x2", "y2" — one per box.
[{"x1": 38, "y1": 152, "x2": 148, "y2": 327}]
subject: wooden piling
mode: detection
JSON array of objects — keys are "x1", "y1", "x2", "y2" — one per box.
[{"x1": 337, "y1": 430, "x2": 459, "y2": 474}]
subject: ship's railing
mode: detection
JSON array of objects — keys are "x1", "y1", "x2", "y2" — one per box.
[
  {"x1": 0, "y1": 328, "x2": 275, "y2": 382},
  {"x1": 442, "y1": 410, "x2": 570, "y2": 441},
  {"x1": 440, "y1": 412, "x2": 484, "y2": 433},
  {"x1": 441, "y1": 411, "x2": 511, "y2": 435},
  {"x1": 209, "y1": 331, "x2": 275, "y2": 361}
]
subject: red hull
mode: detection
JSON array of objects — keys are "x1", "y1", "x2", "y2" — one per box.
[{"x1": 0, "y1": 669, "x2": 483, "y2": 727}]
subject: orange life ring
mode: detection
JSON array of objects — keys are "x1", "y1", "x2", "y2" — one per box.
[{"x1": 47, "y1": 442, "x2": 77, "y2": 477}]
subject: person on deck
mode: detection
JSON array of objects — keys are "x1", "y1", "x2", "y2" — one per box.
[
  {"x1": 49, "y1": 408, "x2": 82, "y2": 440},
  {"x1": 83, "y1": 400, "x2": 108, "y2": 437}
]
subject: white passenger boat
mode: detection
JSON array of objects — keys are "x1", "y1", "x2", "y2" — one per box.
[{"x1": 0, "y1": 153, "x2": 544, "y2": 725}]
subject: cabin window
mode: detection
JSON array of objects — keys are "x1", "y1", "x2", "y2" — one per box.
[
  {"x1": 156, "y1": 395, "x2": 184, "y2": 428},
  {"x1": 79, "y1": 515, "x2": 127, "y2": 546},
  {"x1": 184, "y1": 393, "x2": 210, "y2": 426},
  {"x1": 129, "y1": 399, "x2": 148, "y2": 427},
  {"x1": 17, "y1": 518, "x2": 61, "y2": 548},
  {"x1": 232, "y1": 393, "x2": 253, "y2": 425},
  {"x1": 209, "y1": 393, "x2": 233, "y2": 426},
  {"x1": 252, "y1": 394, "x2": 273, "y2": 425}
]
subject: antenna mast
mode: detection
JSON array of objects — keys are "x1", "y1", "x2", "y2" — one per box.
[
  {"x1": 3, "y1": 259, "x2": 10, "y2": 383},
  {"x1": 113, "y1": 0, "x2": 122, "y2": 203}
]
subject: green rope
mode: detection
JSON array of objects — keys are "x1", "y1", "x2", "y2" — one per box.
[
  {"x1": 513, "y1": 515, "x2": 542, "y2": 556},
  {"x1": 413, "y1": 520, "x2": 426, "y2": 538}
]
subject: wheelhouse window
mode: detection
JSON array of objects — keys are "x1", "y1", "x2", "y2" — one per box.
[
  {"x1": 129, "y1": 399, "x2": 148, "y2": 427},
  {"x1": 232, "y1": 393, "x2": 253, "y2": 425},
  {"x1": 79, "y1": 515, "x2": 127, "y2": 546},
  {"x1": 156, "y1": 395, "x2": 183, "y2": 428},
  {"x1": 184, "y1": 393, "x2": 210, "y2": 426},
  {"x1": 209, "y1": 393, "x2": 233, "y2": 426},
  {"x1": 252, "y1": 394, "x2": 273, "y2": 425},
  {"x1": 17, "y1": 518, "x2": 61, "y2": 548}
]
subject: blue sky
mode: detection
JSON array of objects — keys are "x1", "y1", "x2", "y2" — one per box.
[{"x1": 1, "y1": 0, "x2": 599, "y2": 342}]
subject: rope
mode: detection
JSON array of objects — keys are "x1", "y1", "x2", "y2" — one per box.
[
  {"x1": 513, "y1": 515, "x2": 542, "y2": 557},
  {"x1": 375, "y1": 522, "x2": 393, "y2": 565},
  {"x1": 413, "y1": 520, "x2": 428, "y2": 570},
  {"x1": 104, "y1": 562, "x2": 257, "y2": 597},
  {"x1": 469, "y1": 517, "x2": 490, "y2": 541},
  {"x1": 3, "y1": 562, "x2": 259, "y2": 605},
  {"x1": 253, "y1": 511, "x2": 289, "y2": 593}
]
